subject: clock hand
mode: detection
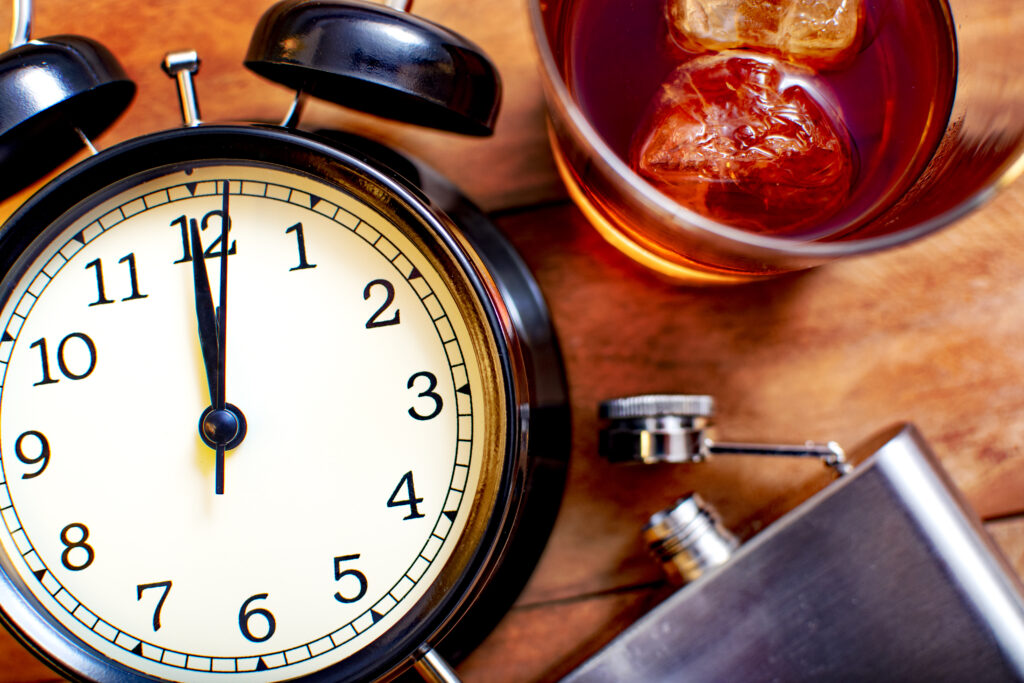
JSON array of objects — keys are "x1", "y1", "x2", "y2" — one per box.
[
  {"x1": 191, "y1": 181, "x2": 244, "y2": 495},
  {"x1": 214, "y1": 180, "x2": 231, "y2": 495},
  {"x1": 189, "y1": 219, "x2": 219, "y2": 405}
]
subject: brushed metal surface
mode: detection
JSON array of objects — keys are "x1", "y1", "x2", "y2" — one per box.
[{"x1": 564, "y1": 424, "x2": 1024, "y2": 682}]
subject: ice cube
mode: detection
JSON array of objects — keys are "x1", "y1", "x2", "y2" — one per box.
[
  {"x1": 630, "y1": 53, "x2": 856, "y2": 235},
  {"x1": 667, "y1": 0, "x2": 864, "y2": 69}
]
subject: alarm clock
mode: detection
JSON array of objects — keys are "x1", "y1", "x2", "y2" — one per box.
[{"x1": 0, "y1": 1, "x2": 569, "y2": 680}]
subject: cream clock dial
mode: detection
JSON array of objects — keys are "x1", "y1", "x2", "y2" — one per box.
[{"x1": 0, "y1": 127, "x2": 567, "y2": 682}]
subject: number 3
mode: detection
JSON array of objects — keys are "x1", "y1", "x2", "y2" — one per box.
[{"x1": 407, "y1": 371, "x2": 443, "y2": 421}]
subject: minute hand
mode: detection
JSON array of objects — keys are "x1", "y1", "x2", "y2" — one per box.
[
  {"x1": 214, "y1": 181, "x2": 231, "y2": 495},
  {"x1": 215, "y1": 181, "x2": 229, "y2": 412}
]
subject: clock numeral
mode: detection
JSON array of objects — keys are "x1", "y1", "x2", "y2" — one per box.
[
  {"x1": 387, "y1": 471, "x2": 426, "y2": 520},
  {"x1": 333, "y1": 555, "x2": 368, "y2": 604},
  {"x1": 31, "y1": 333, "x2": 97, "y2": 386},
  {"x1": 171, "y1": 216, "x2": 195, "y2": 264},
  {"x1": 29, "y1": 338, "x2": 58, "y2": 386},
  {"x1": 85, "y1": 254, "x2": 148, "y2": 306},
  {"x1": 15, "y1": 430, "x2": 50, "y2": 479},
  {"x1": 60, "y1": 523, "x2": 94, "y2": 571},
  {"x1": 285, "y1": 222, "x2": 317, "y2": 271},
  {"x1": 137, "y1": 580, "x2": 172, "y2": 631},
  {"x1": 364, "y1": 279, "x2": 400, "y2": 328},
  {"x1": 407, "y1": 371, "x2": 443, "y2": 421},
  {"x1": 170, "y1": 211, "x2": 236, "y2": 264},
  {"x1": 239, "y1": 593, "x2": 276, "y2": 643}
]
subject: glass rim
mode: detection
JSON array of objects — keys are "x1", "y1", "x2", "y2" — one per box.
[{"x1": 525, "y1": 0, "x2": 1024, "y2": 259}]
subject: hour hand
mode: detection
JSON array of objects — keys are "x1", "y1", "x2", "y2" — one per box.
[{"x1": 189, "y1": 219, "x2": 219, "y2": 404}]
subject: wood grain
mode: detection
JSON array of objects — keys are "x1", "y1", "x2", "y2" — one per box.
[
  {"x1": 1, "y1": 0, "x2": 1024, "y2": 680},
  {"x1": 459, "y1": 183, "x2": 1024, "y2": 681}
]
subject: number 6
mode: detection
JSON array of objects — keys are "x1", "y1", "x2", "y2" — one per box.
[{"x1": 238, "y1": 593, "x2": 276, "y2": 642}]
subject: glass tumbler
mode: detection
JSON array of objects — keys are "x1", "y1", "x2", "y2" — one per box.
[{"x1": 528, "y1": 0, "x2": 1024, "y2": 284}]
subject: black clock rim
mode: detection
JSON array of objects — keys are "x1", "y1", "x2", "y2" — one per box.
[{"x1": 0, "y1": 124, "x2": 569, "y2": 683}]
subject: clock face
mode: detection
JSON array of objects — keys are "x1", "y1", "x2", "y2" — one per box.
[{"x1": 0, "y1": 160, "x2": 509, "y2": 680}]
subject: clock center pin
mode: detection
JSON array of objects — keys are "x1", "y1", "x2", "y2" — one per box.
[{"x1": 199, "y1": 404, "x2": 247, "y2": 450}]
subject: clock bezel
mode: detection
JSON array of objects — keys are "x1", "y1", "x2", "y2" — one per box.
[{"x1": 0, "y1": 124, "x2": 568, "y2": 682}]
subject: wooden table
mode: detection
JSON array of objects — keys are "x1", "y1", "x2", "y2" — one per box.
[{"x1": 2, "y1": 1, "x2": 1023, "y2": 680}]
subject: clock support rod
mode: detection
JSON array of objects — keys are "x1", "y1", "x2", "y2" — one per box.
[
  {"x1": 162, "y1": 51, "x2": 203, "y2": 127},
  {"x1": 9, "y1": 0, "x2": 30, "y2": 48},
  {"x1": 414, "y1": 646, "x2": 462, "y2": 683}
]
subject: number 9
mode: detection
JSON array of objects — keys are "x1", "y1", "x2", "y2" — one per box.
[{"x1": 15, "y1": 430, "x2": 50, "y2": 479}]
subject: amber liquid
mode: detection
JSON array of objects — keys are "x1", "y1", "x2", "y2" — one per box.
[{"x1": 563, "y1": 0, "x2": 958, "y2": 241}]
